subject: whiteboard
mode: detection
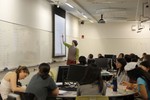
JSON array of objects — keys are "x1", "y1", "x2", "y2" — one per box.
[{"x1": 0, "y1": 20, "x2": 52, "y2": 70}]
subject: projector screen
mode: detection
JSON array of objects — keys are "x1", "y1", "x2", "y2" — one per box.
[
  {"x1": 54, "y1": 14, "x2": 66, "y2": 57},
  {"x1": 52, "y1": 6, "x2": 66, "y2": 57}
]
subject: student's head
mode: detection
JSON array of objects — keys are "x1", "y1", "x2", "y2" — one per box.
[
  {"x1": 79, "y1": 56, "x2": 86, "y2": 65},
  {"x1": 16, "y1": 66, "x2": 29, "y2": 80},
  {"x1": 98, "y1": 53, "x2": 103, "y2": 58},
  {"x1": 118, "y1": 53, "x2": 124, "y2": 58},
  {"x1": 116, "y1": 58, "x2": 127, "y2": 76},
  {"x1": 72, "y1": 40, "x2": 78, "y2": 46},
  {"x1": 142, "y1": 53, "x2": 147, "y2": 58},
  {"x1": 39, "y1": 63, "x2": 50, "y2": 79},
  {"x1": 139, "y1": 60, "x2": 150, "y2": 72},
  {"x1": 129, "y1": 53, "x2": 139, "y2": 62},
  {"x1": 88, "y1": 54, "x2": 93, "y2": 59},
  {"x1": 116, "y1": 58, "x2": 127, "y2": 69},
  {"x1": 124, "y1": 54, "x2": 131, "y2": 63}
]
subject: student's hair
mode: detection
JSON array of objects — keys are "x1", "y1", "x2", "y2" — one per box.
[
  {"x1": 130, "y1": 54, "x2": 139, "y2": 62},
  {"x1": 98, "y1": 53, "x2": 104, "y2": 58},
  {"x1": 79, "y1": 65, "x2": 104, "y2": 93},
  {"x1": 143, "y1": 53, "x2": 147, "y2": 57},
  {"x1": 16, "y1": 66, "x2": 30, "y2": 75},
  {"x1": 39, "y1": 63, "x2": 50, "y2": 80},
  {"x1": 118, "y1": 53, "x2": 124, "y2": 58},
  {"x1": 140, "y1": 60, "x2": 150, "y2": 69},
  {"x1": 116, "y1": 58, "x2": 127, "y2": 76},
  {"x1": 127, "y1": 67, "x2": 150, "y2": 90},
  {"x1": 16, "y1": 66, "x2": 29, "y2": 85},
  {"x1": 124, "y1": 54, "x2": 131, "y2": 63},
  {"x1": 88, "y1": 54, "x2": 93, "y2": 59},
  {"x1": 79, "y1": 56, "x2": 87, "y2": 65}
]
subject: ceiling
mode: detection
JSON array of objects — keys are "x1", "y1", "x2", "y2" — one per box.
[{"x1": 57, "y1": 0, "x2": 150, "y2": 23}]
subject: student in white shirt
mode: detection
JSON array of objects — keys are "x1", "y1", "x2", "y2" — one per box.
[{"x1": 0, "y1": 66, "x2": 29, "y2": 100}]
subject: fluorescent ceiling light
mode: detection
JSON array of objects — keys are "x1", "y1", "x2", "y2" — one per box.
[
  {"x1": 65, "y1": 3, "x2": 74, "y2": 8},
  {"x1": 89, "y1": 20, "x2": 94, "y2": 23},
  {"x1": 83, "y1": 15, "x2": 87, "y2": 19}
]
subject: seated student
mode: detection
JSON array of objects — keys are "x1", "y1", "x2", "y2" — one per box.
[
  {"x1": 122, "y1": 60, "x2": 150, "y2": 90},
  {"x1": 115, "y1": 58, "x2": 127, "y2": 84},
  {"x1": 127, "y1": 67, "x2": 150, "y2": 100},
  {"x1": 77, "y1": 65, "x2": 106, "y2": 96},
  {"x1": 0, "y1": 66, "x2": 29, "y2": 100},
  {"x1": 78, "y1": 56, "x2": 87, "y2": 65},
  {"x1": 26, "y1": 63, "x2": 59, "y2": 100},
  {"x1": 87, "y1": 54, "x2": 95, "y2": 65}
]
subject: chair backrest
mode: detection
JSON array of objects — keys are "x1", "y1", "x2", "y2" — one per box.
[
  {"x1": 20, "y1": 92, "x2": 36, "y2": 100},
  {"x1": 14, "y1": 92, "x2": 36, "y2": 100},
  {"x1": 0, "y1": 94, "x2": 2, "y2": 100},
  {"x1": 76, "y1": 95, "x2": 109, "y2": 100},
  {"x1": 7, "y1": 93, "x2": 20, "y2": 100}
]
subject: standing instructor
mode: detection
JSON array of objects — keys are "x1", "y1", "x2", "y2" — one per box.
[{"x1": 62, "y1": 35, "x2": 79, "y2": 65}]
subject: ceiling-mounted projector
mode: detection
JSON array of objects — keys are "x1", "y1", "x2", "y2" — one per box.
[{"x1": 98, "y1": 14, "x2": 105, "y2": 23}]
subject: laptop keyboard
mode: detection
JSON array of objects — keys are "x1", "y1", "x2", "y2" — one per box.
[{"x1": 59, "y1": 86, "x2": 77, "y2": 91}]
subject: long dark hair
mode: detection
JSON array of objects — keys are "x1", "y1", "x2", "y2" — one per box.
[
  {"x1": 38, "y1": 63, "x2": 50, "y2": 80},
  {"x1": 15, "y1": 66, "x2": 29, "y2": 85},
  {"x1": 127, "y1": 67, "x2": 150, "y2": 90},
  {"x1": 116, "y1": 58, "x2": 127, "y2": 76},
  {"x1": 79, "y1": 65, "x2": 103, "y2": 92},
  {"x1": 140, "y1": 60, "x2": 150, "y2": 69}
]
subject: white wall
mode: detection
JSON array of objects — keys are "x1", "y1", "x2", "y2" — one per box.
[
  {"x1": 0, "y1": 0, "x2": 52, "y2": 31},
  {"x1": 79, "y1": 22, "x2": 150, "y2": 58},
  {"x1": 0, "y1": 0, "x2": 80, "y2": 70},
  {"x1": 2, "y1": 0, "x2": 148, "y2": 69},
  {"x1": 65, "y1": 14, "x2": 79, "y2": 57}
]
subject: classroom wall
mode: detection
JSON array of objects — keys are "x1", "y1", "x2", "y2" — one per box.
[
  {"x1": 78, "y1": 22, "x2": 150, "y2": 58},
  {"x1": 0, "y1": 0, "x2": 80, "y2": 70},
  {"x1": 2, "y1": 0, "x2": 149, "y2": 70}
]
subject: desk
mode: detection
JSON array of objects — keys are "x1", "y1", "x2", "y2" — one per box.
[
  {"x1": 57, "y1": 85, "x2": 135, "y2": 100},
  {"x1": 58, "y1": 90, "x2": 76, "y2": 98},
  {"x1": 106, "y1": 85, "x2": 134, "y2": 97},
  {"x1": 101, "y1": 71, "x2": 113, "y2": 81},
  {"x1": 106, "y1": 86, "x2": 135, "y2": 100}
]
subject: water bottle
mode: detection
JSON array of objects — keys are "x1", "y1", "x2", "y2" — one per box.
[{"x1": 112, "y1": 76, "x2": 117, "y2": 92}]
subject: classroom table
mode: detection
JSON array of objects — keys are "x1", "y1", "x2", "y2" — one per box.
[{"x1": 57, "y1": 85, "x2": 135, "y2": 100}]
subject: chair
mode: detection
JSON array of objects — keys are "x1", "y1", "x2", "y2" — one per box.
[
  {"x1": 0, "y1": 94, "x2": 2, "y2": 100},
  {"x1": 76, "y1": 95, "x2": 109, "y2": 100},
  {"x1": 7, "y1": 93, "x2": 20, "y2": 100},
  {"x1": 49, "y1": 71, "x2": 54, "y2": 80},
  {"x1": 14, "y1": 92, "x2": 36, "y2": 100}
]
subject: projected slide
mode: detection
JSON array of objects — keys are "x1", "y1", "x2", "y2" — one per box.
[{"x1": 54, "y1": 14, "x2": 66, "y2": 57}]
